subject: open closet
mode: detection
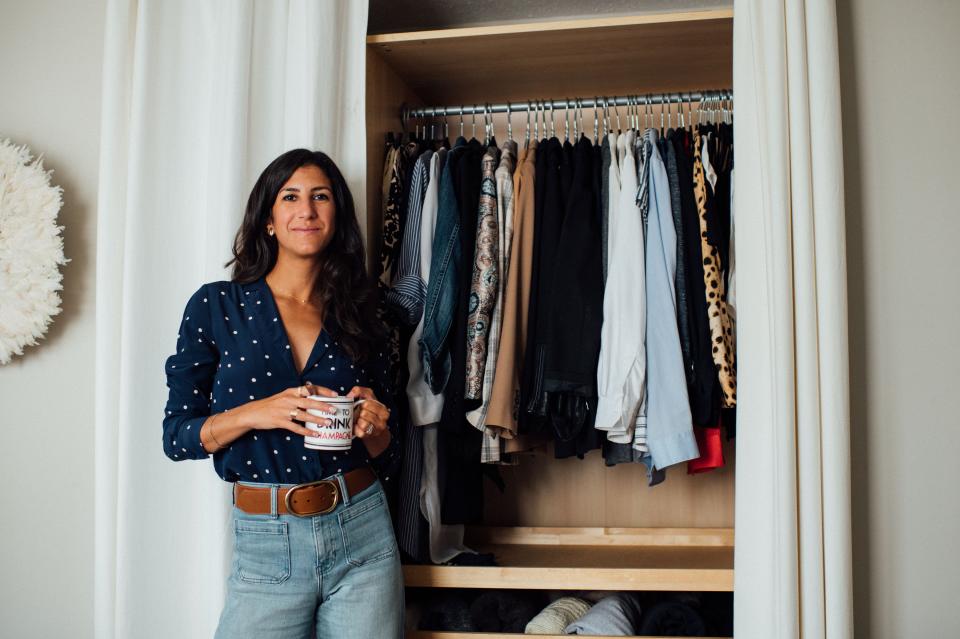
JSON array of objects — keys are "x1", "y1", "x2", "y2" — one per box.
[{"x1": 364, "y1": 9, "x2": 735, "y2": 638}]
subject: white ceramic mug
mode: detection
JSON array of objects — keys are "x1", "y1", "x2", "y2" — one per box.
[{"x1": 304, "y1": 395, "x2": 366, "y2": 450}]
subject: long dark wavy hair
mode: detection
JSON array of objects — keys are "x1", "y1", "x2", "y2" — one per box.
[{"x1": 227, "y1": 149, "x2": 381, "y2": 362}]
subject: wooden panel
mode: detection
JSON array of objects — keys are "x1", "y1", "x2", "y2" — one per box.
[
  {"x1": 484, "y1": 439, "x2": 735, "y2": 528},
  {"x1": 368, "y1": 10, "x2": 734, "y2": 43},
  {"x1": 467, "y1": 526, "x2": 734, "y2": 547},
  {"x1": 367, "y1": 11, "x2": 732, "y2": 106},
  {"x1": 404, "y1": 526, "x2": 733, "y2": 592},
  {"x1": 404, "y1": 546, "x2": 732, "y2": 591},
  {"x1": 364, "y1": 47, "x2": 424, "y2": 271}
]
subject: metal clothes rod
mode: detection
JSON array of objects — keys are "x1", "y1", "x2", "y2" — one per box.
[{"x1": 403, "y1": 89, "x2": 732, "y2": 119}]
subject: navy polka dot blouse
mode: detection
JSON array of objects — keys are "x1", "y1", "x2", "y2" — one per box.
[{"x1": 162, "y1": 278, "x2": 400, "y2": 485}]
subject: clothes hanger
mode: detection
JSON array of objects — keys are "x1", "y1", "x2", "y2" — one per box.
[
  {"x1": 593, "y1": 96, "x2": 600, "y2": 146},
  {"x1": 550, "y1": 100, "x2": 557, "y2": 138},
  {"x1": 524, "y1": 100, "x2": 531, "y2": 148},
  {"x1": 573, "y1": 98, "x2": 580, "y2": 140},
  {"x1": 533, "y1": 100, "x2": 539, "y2": 141},
  {"x1": 482, "y1": 103, "x2": 490, "y2": 146},
  {"x1": 541, "y1": 100, "x2": 548, "y2": 141},
  {"x1": 606, "y1": 96, "x2": 613, "y2": 140},
  {"x1": 506, "y1": 101, "x2": 513, "y2": 142},
  {"x1": 660, "y1": 96, "x2": 666, "y2": 137}
]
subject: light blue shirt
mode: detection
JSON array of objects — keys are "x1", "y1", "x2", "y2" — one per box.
[{"x1": 643, "y1": 130, "x2": 699, "y2": 469}]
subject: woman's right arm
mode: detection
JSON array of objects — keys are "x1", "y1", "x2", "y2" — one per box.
[{"x1": 162, "y1": 285, "x2": 220, "y2": 461}]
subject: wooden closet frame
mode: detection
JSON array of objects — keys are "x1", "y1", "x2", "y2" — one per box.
[{"x1": 364, "y1": 9, "x2": 735, "y2": 639}]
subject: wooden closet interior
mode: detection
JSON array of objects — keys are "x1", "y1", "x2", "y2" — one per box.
[{"x1": 364, "y1": 9, "x2": 735, "y2": 639}]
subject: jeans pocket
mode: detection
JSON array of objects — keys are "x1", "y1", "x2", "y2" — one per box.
[
  {"x1": 337, "y1": 488, "x2": 398, "y2": 567},
  {"x1": 234, "y1": 518, "x2": 291, "y2": 584}
]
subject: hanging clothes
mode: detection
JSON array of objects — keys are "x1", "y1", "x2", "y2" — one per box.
[
  {"x1": 384, "y1": 95, "x2": 736, "y2": 521},
  {"x1": 642, "y1": 129, "x2": 699, "y2": 470},
  {"x1": 674, "y1": 129, "x2": 721, "y2": 428},
  {"x1": 394, "y1": 149, "x2": 434, "y2": 564},
  {"x1": 485, "y1": 139, "x2": 538, "y2": 440},
  {"x1": 464, "y1": 144, "x2": 502, "y2": 403},
  {"x1": 467, "y1": 138, "x2": 519, "y2": 464},
  {"x1": 693, "y1": 130, "x2": 736, "y2": 407},
  {"x1": 522, "y1": 137, "x2": 565, "y2": 436},
  {"x1": 420, "y1": 138, "x2": 466, "y2": 394},
  {"x1": 664, "y1": 131, "x2": 693, "y2": 386},
  {"x1": 437, "y1": 137, "x2": 485, "y2": 526},
  {"x1": 376, "y1": 141, "x2": 406, "y2": 387},
  {"x1": 388, "y1": 149, "x2": 432, "y2": 326},
  {"x1": 595, "y1": 129, "x2": 644, "y2": 445},
  {"x1": 548, "y1": 134, "x2": 604, "y2": 459}
]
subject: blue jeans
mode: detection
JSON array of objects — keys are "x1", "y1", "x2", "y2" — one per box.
[{"x1": 214, "y1": 479, "x2": 404, "y2": 639}]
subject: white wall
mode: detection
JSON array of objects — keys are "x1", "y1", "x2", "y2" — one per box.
[
  {"x1": 838, "y1": 0, "x2": 960, "y2": 637},
  {"x1": 0, "y1": 0, "x2": 104, "y2": 637}
]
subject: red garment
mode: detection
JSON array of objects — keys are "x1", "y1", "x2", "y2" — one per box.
[{"x1": 688, "y1": 423, "x2": 724, "y2": 474}]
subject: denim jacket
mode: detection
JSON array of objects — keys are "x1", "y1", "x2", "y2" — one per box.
[{"x1": 420, "y1": 138, "x2": 466, "y2": 393}]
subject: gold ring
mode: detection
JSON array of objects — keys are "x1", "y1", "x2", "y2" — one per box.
[{"x1": 289, "y1": 409, "x2": 298, "y2": 421}]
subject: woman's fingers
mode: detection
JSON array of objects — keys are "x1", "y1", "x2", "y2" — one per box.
[
  {"x1": 297, "y1": 396, "x2": 336, "y2": 415},
  {"x1": 346, "y1": 385, "x2": 375, "y2": 401},
  {"x1": 357, "y1": 403, "x2": 389, "y2": 425},
  {"x1": 304, "y1": 383, "x2": 338, "y2": 398},
  {"x1": 285, "y1": 419, "x2": 318, "y2": 438},
  {"x1": 354, "y1": 415, "x2": 378, "y2": 439}
]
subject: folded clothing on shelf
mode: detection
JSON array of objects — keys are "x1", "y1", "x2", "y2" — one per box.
[
  {"x1": 563, "y1": 592, "x2": 644, "y2": 635},
  {"x1": 524, "y1": 596, "x2": 592, "y2": 634},
  {"x1": 470, "y1": 590, "x2": 543, "y2": 633},
  {"x1": 637, "y1": 599, "x2": 707, "y2": 636}
]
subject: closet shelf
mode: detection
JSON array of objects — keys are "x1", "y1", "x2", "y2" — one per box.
[
  {"x1": 366, "y1": 10, "x2": 733, "y2": 106},
  {"x1": 403, "y1": 527, "x2": 734, "y2": 592},
  {"x1": 408, "y1": 633, "x2": 731, "y2": 639}
]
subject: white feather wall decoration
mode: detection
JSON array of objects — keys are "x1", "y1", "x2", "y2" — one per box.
[{"x1": 0, "y1": 139, "x2": 68, "y2": 364}]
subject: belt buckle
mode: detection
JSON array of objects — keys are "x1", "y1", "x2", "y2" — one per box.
[{"x1": 284, "y1": 479, "x2": 339, "y2": 517}]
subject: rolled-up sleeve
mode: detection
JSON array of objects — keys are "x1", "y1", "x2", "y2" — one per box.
[
  {"x1": 163, "y1": 285, "x2": 219, "y2": 461},
  {"x1": 364, "y1": 348, "x2": 402, "y2": 483}
]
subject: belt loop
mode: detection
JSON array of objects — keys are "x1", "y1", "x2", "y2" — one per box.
[
  {"x1": 270, "y1": 485, "x2": 279, "y2": 518},
  {"x1": 336, "y1": 473, "x2": 351, "y2": 507}
]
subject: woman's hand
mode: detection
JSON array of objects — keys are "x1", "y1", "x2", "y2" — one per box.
[
  {"x1": 347, "y1": 386, "x2": 391, "y2": 457},
  {"x1": 234, "y1": 382, "x2": 340, "y2": 438}
]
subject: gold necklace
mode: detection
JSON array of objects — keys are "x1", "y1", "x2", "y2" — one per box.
[{"x1": 267, "y1": 281, "x2": 317, "y2": 306}]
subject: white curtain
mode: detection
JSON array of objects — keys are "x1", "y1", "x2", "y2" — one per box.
[
  {"x1": 93, "y1": 1, "x2": 368, "y2": 637},
  {"x1": 733, "y1": 1, "x2": 853, "y2": 637}
]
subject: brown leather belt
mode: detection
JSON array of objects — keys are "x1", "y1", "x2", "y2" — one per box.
[{"x1": 233, "y1": 467, "x2": 376, "y2": 517}]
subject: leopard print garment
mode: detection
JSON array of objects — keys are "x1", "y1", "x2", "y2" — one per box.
[
  {"x1": 376, "y1": 144, "x2": 404, "y2": 386},
  {"x1": 693, "y1": 132, "x2": 736, "y2": 407}
]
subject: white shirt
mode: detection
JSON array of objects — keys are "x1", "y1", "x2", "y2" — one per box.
[
  {"x1": 407, "y1": 152, "x2": 444, "y2": 425},
  {"x1": 595, "y1": 129, "x2": 646, "y2": 444}
]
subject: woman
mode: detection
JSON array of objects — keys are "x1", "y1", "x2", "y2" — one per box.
[{"x1": 162, "y1": 149, "x2": 404, "y2": 639}]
